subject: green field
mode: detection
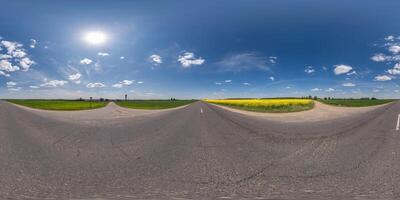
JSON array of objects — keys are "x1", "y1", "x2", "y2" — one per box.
[
  {"x1": 319, "y1": 99, "x2": 395, "y2": 107},
  {"x1": 116, "y1": 100, "x2": 196, "y2": 109},
  {"x1": 7, "y1": 100, "x2": 109, "y2": 111}
]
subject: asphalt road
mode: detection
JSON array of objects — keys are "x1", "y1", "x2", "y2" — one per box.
[{"x1": 0, "y1": 100, "x2": 400, "y2": 200}]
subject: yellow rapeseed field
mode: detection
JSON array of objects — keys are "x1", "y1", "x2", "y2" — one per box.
[{"x1": 205, "y1": 99, "x2": 314, "y2": 112}]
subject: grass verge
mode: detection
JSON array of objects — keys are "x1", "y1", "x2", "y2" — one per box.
[
  {"x1": 205, "y1": 99, "x2": 314, "y2": 113},
  {"x1": 319, "y1": 99, "x2": 395, "y2": 107},
  {"x1": 115, "y1": 100, "x2": 196, "y2": 109},
  {"x1": 7, "y1": 99, "x2": 109, "y2": 111}
]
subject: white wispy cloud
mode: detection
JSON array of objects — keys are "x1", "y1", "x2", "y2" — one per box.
[
  {"x1": 225, "y1": 80, "x2": 232, "y2": 83},
  {"x1": 242, "y1": 82, "x2": 251, "y2": 86},
  {"x1": 40, "y1": 80, "x2": 68, "y2": 88},
  {"x1": 217, "y1": 53, "x2": 275, "y2": 72},
  {"x1": 6, "y1": 81, "x2": 17, "y2": 87},
  {"x1": 374, "y1": 75, "x2": 392, "y2": 81},
  {"x1": 29, "y1": 85, "x2": 39, "y2": 89},
  {"x1": 30, "y1": 39, "x2": 37, "y2": 48},
  {"x1": 112, "y1": 80, "x2": 134, "y2": 88},
  {"x1": 87, "y1": 82, "x2": 105, "y2": 88},
  {"x1": 389, "y1": 45, "x2": 400, "y2": 54},
  {"x1": 8, "y1": 87, "x2": 21, "y2": 91},
  {"x1": 137, "y1": 81, "x2": 143, "y2": 84},
  {"x1": 178, "y1": 52, "x2": 205, "y2": 68},
  {"x1": 334, "y1": 64, "x2": 353, "y2": 75},
  {"x1": 325, "y1": 88, "x2": 335, "y2": 92},
  {"x1": 98, "y1": 52, "x2": 109, "y2": 56},
  {"x1": 149, "y1": 54, "x2": 162, "y2": 65},
  {"x1": 371, "y1": 53, "x2": 390, "y2": 62},
  {"x1": 0, "y1": 59, "x2": 19, "y2": 72},
  {"x1": 342, "y1": 82, "x2": 356, "y2": 87},
  {"x1": 68, "y1": 73, "x2": 82, "y2": 84},
  {"x1": 80, "y1": 58, "x2": 92, "y2": 65},
  {"x1": 120, "y1": 56, "x2": 125, "y2": 60},
  {"x1": 385, "y1": 35, "x2": 395, "y2": 41},
  {"x1": 387, "y1": 63, "x2": 400, "y2": 75},
  {"x1": 304, "y1": 66, "x2": 315, "y2": 74},
  {"x1": 215, "y1": 82, "x2": 222, "y2": 85},
  {"x1": 311, "y1": 88, "x2": 322, "y2": 91},
  {"x1": 269, "y1": 76, "x2": 275, "y2": 81},
  {"x1": 19, "y1": 57, "x2": 34, "y2": 71},
  {"x1": 0, "y1": 71, "x2": 10, "y2": 77}
]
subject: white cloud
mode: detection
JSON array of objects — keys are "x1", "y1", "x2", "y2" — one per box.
[
  {"x1": 80, "y1": 58, "x2": 92, "y2": 65},
  {"x1": 269, "y1": 76, "x2": 275, "y2": 81},
  {"x1": 385, "y1": 35, "x2": 395, "y2": 41},
  {"x1": 304, "y1": 66, "x2": 315, "y2": 74},
  {"x1": 269, "y1": 56, "x2": 277, "y2": 64},
  {"x1": 178, "y1": 52, "x2": 205, "y2": 68},
  {"x1": 68, "y1": 73, "x2": 81, "y2": 84},
  {"x1": 87, "y1": 82, "x2": 105, "y2": 88},
  {"x1": 242, "y1": 82, "x2": 251, "y2": 86},
  {"x1": 346, "y1": 71, "x2": 357, "y2": 75},
  {"x1": 374, "y1": 75, "x2": 392, "y2": 81},
  {"x1": 40, "y1": 80, "x2": 68, "y2": 88},
  {"x1": 371, "y1": 53, "x2": 390, "y2": 62},
  {"x1": 342, "y1": 83, "x2": 356, "y2": 87},
  {"x1": 137, "y1": 81, "x2": 143, "y2": 84},
  {"x1": 6, "y1": 81, "x2": 17, "y2": 87},
  {"x1": 120, "y1": 56, "x2": 125, "y2": 60},
  {"x1": 149, "y1": 54, "x2": 162, "y2": 65},
  {"x1": 225, "y1": 79, "x2": 232, "y2": 83},
  {"x1": 30, "y1": 39, "x2": 37, "y2": 48},
  {"x1": 29, "y1": 85, "x2": 39, "y2": 89},
  {"x1": 0, "y1": 54, "x2": 12, "y2": 59},
  {"x1": 373, "y1": 89, "x2": 380, "y2": 93},
  {"x1": 311, "y1": 88, "x2": 322, "y2": 91},
  {"x1": 0, "y1": 59, "x2": 19, "y2": 72},
  {"x1": 19, "y1": 57, "x2": 34, "y2": 71},
  {"x1": 112, "y1": 80, "x2": 134, "y2": 88},
  {"x1": 389, "y1": 45, "x2": 400, "y2": 54},
  {"x1": 1, "y1": 40, "x2": 22, "y2": 55},
  {"x1": 98, "y1": 52, "x2": 109, "y2": 56},
  {"x1": 217, "y1": 53, "x2": 273, "y2": 72},
  {"x1": 325, "y1": 88, "x2": 335, "y2": 92},
  {"x1": 8, "y1": 87, "x2": 21, "y2": 91},
  {"x1": 215, "y1": 82, "x2": 222, "y2": 85},
  {"x1": 334, "y1": 64, "x2": 353, "y2": 75},
  {"x1": 0, "y1": 71, "x2": 10, "y2": 77},
  {"x1": 387, "y1": 63, "x2": 400, "y2": 75}
]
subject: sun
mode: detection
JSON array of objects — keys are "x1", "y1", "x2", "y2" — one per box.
[{"x1": 83, "y1": 31, "x2": 107, "y2": 45}]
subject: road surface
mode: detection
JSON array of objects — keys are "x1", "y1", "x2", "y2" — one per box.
[{"x1": 0, "y1": 100, "x2": 400, "y2": 200}]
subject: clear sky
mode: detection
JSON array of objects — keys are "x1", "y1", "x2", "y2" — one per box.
[{"x1": 1, "y1": 0, "x2": 400, "y2": 99}]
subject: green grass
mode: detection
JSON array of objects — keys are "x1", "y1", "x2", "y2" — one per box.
[
  {"x1": 212, "y1": 102, "x2": 314, "y2": 113},
  {"x1": 115, "y1": 100, "x2": 196, "y2": 109},
  {"x1": 7, "y1": 99, "x2": 109, "y2": 111},
  {"x1": 319, "y1": 99, "x2": 395, "y2": 107}
]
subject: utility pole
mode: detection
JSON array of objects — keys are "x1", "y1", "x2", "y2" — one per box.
[{"x1": 124, "y1": 94, "x2": 127, "y2": 101}]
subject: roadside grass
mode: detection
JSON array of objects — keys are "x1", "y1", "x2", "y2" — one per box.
[
  {"x1": 6, "y1": 99, "x2": 109, "y2": 111},
  {"x1": 319, "y1": 99, "x2": 395, "y2": 107},
  {"x1": 205, "y1": 99, "x2": 314, "y2": 113},
  {"x1": 115, "y1": 100, "x2": 196, "y2": 109}
]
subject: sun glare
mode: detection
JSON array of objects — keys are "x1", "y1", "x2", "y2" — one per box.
[{"x1": 83, "y1": 31, "x2": 107, "y2": 45}]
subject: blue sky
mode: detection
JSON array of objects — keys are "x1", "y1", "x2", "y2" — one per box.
[{"x1": 1, "y1": 0, "x2": 400, "y2": 99}]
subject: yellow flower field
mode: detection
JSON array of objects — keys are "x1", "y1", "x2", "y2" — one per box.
[{"x1": 205, "y1": 99, "x2": 314, "y2": 113}]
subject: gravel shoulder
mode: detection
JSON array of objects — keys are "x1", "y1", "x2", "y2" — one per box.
[{"x1": 208, "y1": 101, "x2": 391, "y2": 122}]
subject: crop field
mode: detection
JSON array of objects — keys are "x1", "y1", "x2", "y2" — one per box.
[
  {"x1": 115, "y1": 100, "x2": 196, "y2": 109},
  {"x1": 7, "y1": 100, "x2": 109, "y2": 111},
  {"x1": 319, "y1": 99, "x2": 395, "y2": 107},
  {"x1": 205, "y1": 99, "x2": 314, "y2": 113}
]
